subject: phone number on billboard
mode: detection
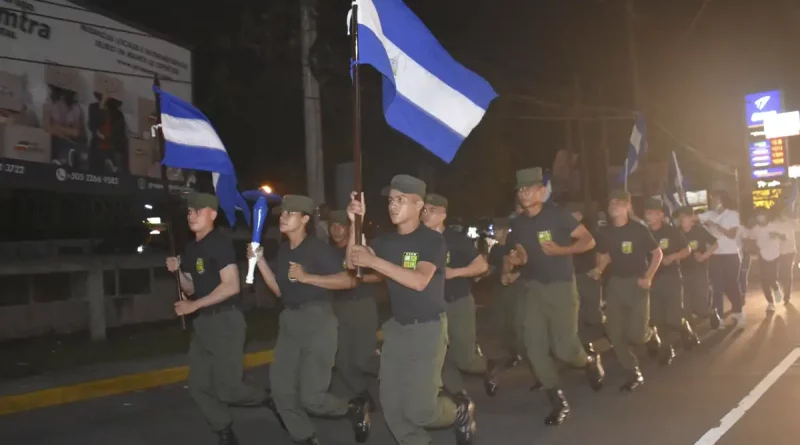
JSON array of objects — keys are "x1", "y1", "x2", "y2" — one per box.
[
  {"x1": 0, "y1": 163, "x2": 25, "y2": 174},
  {"x1": 62, "y1": 172, "x2": 119, "y2": 185}
]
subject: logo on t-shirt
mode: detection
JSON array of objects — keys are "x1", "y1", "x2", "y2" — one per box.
[
  {"x1": 402, "y1": 252, "x2": 419, "y2": 269},
  {"x1": 621, "y1": 241, "x2": 633, "y2": 254},
  {"x1": 196, "y1": 258, "x2": 205, "y2": 275},
  {"x1": 537, "y1": 231, "x2": 552, "y2": 243},
  {"x1": 659, "y1": 238, "x2": 669, "y2": 249},
  {"x1": 689, "y1": 240, "x2": 698, "y2": 250},
  {"x1": 446, "y1": 251, "x2": 451, "y2": 266}
]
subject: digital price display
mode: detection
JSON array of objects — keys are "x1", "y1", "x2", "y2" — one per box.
[
  {"x1": 745, "y1": 90, "x2": 790, "y2": 198},
  {"x1": 752, "y1": 186, "x2": 784, "y2": 209}
]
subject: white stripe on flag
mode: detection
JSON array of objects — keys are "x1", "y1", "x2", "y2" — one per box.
[
  {"x1": 359, "y1": 3, "x2": 488, "y2": 138},
  {"x1": 161, "y1": 114, "x2": 227, "y2": 152},
  {"x1": 630, "y1": 125, "x2": 642, "y2": 153}
]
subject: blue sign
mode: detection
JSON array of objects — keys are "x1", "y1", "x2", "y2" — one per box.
[
  {"x1": 745, "y1": 90, "x2": 782, "y2": 127},
  {"x1": 752, "y1": 167, "x2": 787, "y2": 180}
]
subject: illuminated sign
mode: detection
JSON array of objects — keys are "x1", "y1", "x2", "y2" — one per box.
[
  {"x1": 752, "y1": 187, "x2": 784, "y2": 209},
  {"x1": 764, "y1": 111, "x2": 800, "y2": 139},
  {"x1": 745, "y1": 90, "x2": 782, "y2": 127},
  {"x1": 749, "y1": 138, "x2": 787, "y2": 178},
  {"x1": 790, "y1": 165, "x2": 800, "y2": 179}
]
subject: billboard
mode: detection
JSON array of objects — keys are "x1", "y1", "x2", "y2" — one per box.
[
  {"x1": 0, "y1": 0, "x2": 194, "y2": 195},
  {"x1": 745, "y1": 89, "x2": 789, "y2": 208}
]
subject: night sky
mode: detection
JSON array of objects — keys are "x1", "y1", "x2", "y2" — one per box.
[{"x1": 87, "y1": 0, "x2": 800, "y2": 218}]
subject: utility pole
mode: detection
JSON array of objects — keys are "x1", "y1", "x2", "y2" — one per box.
[
  {"x1": 574, "y1": 75, "x2": 591, "y2": 207},
  {"x1": 300, "y1": 0, "x2": 325, "y2": 205}
]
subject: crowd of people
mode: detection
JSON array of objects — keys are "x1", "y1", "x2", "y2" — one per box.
[{"x1": 164, "y1": 167, "x2": 796, "y2": 445}]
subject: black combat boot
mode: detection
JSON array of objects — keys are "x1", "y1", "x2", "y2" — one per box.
[
  {"x1": 645, "y1": 328, "x2": 662, "y2": 357},
  {"x1": 506, "y1": 354, "x2": 523, "y2": 368},
  {"x1": 583, "y1": 342, "x2": 597, "y2": 355},
  {"x1": 659, "y1": 345, "x2": 675, "y2": 366},
  {"x1": 709, "y1": 310, "x2": 722, "y2": 330},
  {"x1": 347, "y1": 396, "x2": 371, "y2": 443},
  {"x1": 543, "y1": 389, "x2": 570, "y2": 426},
  {"x1": 682, "y1": 321, "x2": 701, "y2": 350},
  {"x1": 530, "y1": 381, "x2": 543, "y2": 392},
  {"x1": 483, "y1": 359, "x2": 498, "y2": 397},
  {"x1": 296, "y1": 435, "x2": 321, "y2": 445},
  {"x1": 264, "y1": 396, "x2": 287, "y2": 431},
  {"x1": 584, "y1": 351, "x2": 605, "y2": 391},
  {"x1": 620, "y1": 367, "x2": 644, "y2": 392},
  {"x1": 217, "y1": 426, "x2": 239, "y2": 445},
  {"x1": 453, "y1": 393, "x2": 476, "y2": 445}
]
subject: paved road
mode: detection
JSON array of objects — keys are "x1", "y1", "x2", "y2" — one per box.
[{"x1": 2, "y1": 294, "x2": 799, "y2": 445}]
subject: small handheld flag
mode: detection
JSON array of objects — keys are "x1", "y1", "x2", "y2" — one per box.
[
  {"x1": 242, "y1": 189, "x2": 282, "y2": 286},
  {"x1": 619, "y1": 113, "x2": 647, "y2": 184}
]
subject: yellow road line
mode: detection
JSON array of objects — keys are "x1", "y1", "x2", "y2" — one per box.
[{"x1": 0, "y1": 331, "x2": 382, "y2": 416}]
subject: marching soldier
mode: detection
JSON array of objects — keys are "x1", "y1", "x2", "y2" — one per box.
[
  {"x1": 420, "y1": 194, "x2": 496, "y2": 397},
  {"x1": 643, "y1": 198, "x2": 697, "y2": 366},
  {"x1": 502, "y1": 167, "x2": 605, "y2": 426},
  {"x1": 487, "y1": 217, "x2": 525, "y2": 366},
  {"x1": 249, "y1": 195, "x2": 370, "y2": 445},
  {"x1": 676, "y1": 206, "x2": 718, "y2": 323},
  {"x1": 347, "y1": 175, "x2": 476, "y2": 445},
  {"x1": 166, "y1": 192, "x2": 273, "y2": 445},
  {"x1": 590, "y1": 190, "x2": 663, "y2": 391}
]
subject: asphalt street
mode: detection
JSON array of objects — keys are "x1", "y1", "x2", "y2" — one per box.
[{"x1": 2, "y1": 293, "x2": 799, "y2": 445}]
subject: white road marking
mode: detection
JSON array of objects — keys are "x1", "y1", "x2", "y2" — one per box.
[{"x1": 695, "y1": 347, "x2": 800, "y2": 444}]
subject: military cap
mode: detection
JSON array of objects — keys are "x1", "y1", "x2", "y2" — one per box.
[
  {"x1": 644, "y1": 197, "x2": 665, "y2": 211},
  {"x1": 515, "y1": 167, "x2": 545, "y2": 189},
  {"x1": 329, "y1": 210, "x2": 350, "y2": 225},
  {"x1": 185, "y1": 192, "x2": 219, "y2": 211},
  {"x1": 493, "y1": 217, "x2": 511, "y2": 229},
  {"x1": 425, "y1": 193, "x2": 449, "y2": 209},
  {"x1": 609, "y1": 189, "x2": 631, "y2": 202},
  {"x1": 279, "y1": 194, "x2": 316, "y2": 214},
  {"x1": 381, "y1": 174, "x2": 427, "y2": 197}
]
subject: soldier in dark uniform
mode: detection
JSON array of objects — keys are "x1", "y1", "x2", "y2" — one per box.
[
  {"x1": 487, "y1": 217, "x2": 525, "y2": 367},
  {"x1": 590, "y1": 190, "x2": 663, "y2": 391},
  {"x1": 166, "y1": 192, "x2": 273, "y2": 445},
  {"x1": 565, "y1": 202, "x2": 605, "y2": 354},
  {"x1": 643, "y1": 197, "x2": 698, "y2": 366},
  {"x1": 502, "y1": 168, "x2": 605, "y2": 426},
  {"x1": 347, "y1": 175, "x2": 476, "y2": 445},
  {"x1": 420, "y1": 193, "x2": 496, "y2": 398},
  {"x1": 248, "y1": 195, "x2": 370, "y2": 445},
  {"x1": 676, "y1": 206, "x2": 718, "y2": 324},
  {"x1": 327, "y1": 210, "x2": 379, "y2": 407}
]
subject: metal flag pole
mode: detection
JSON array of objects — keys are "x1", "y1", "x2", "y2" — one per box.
[
  {"x1": 350, "y1": 2, "x2": 364, "y2": 278},
  {"x1": 152, "y1": 74, "x2": 186, "y2": 330}
]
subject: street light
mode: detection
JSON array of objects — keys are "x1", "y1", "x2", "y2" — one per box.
[
  {"x1": 261, "y1": 185, "x2": 272, "y2": 194},
  {"x1": 144, "y1": 204, "x2": 153, "y2": 210}
]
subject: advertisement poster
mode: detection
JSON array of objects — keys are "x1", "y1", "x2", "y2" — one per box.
[{"x1": 0, "y1": 0, "x2": 195, "y2": 195}]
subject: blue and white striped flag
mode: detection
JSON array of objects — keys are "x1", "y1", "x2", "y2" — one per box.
[
  {"x1": 154, "y1": 87, "x2": 249, "y2": 227},
  {"x1": 619, "y1": 113, "x2": 647, "y2": 183},
  {"x1": 666, "y1": 150, "x2": 687, "y2": 207},
  {"x1": 349, "y1": 0, "x2": 498, "y2": 163}
]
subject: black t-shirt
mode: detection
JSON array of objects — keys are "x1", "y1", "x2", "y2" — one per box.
[
  {"x1": 332, "y1": 246, "x2": 377, "y2": 300},
  {"x1": 573, "y1": 219, "x2": 598, "y2": 274},
  {"x1": 181, "y1": 229, "x2": 239, "y2": 305},
  {"x1": 372, "y1": 225, "x2": 446, "y2": 324},
  {"x1": 507, "y1": 204, "x2": 580, "y2": 283},
  {"x1": 681, "y1": 225, "x2": 717, "y2": 272},
  {"x1": 275, "y1": 236, "x2": 342, "y2": 308},
  {"x1": 650, "y1": 224, "x2": 688, "y2": 276},
  {"x1": 596, "y1": 220, "x2": 659, "y2": 278},
  {"x1": 487, "y1": 243, "x2": 509, "y2": 285},
  {"x1": 443, "y1": 228, "x2": 480, "y2": 302}
]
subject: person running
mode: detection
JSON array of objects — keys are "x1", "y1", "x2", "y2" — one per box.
[
  {"x1": 249, "y1": 195, "x2": 370, "y2": 445},
  {"x1": 775, "y1": 206, "x2": 797, "y2": 304},
  {"x1": 347, "y1": 175, "x2": 476, "y2": 445},
  {"x1": 676, "y1": 206, "x2": 718, "y2": 325},
  {"x1": 420, "y1": 193, "x2": 496, "y2": 398},
  {"x1": 590, "y1": 190, "x2": 663, "y2": 392},
  {"x1": 166, "y1": 192, "x2": 273, "y2": 445},
  {"x1": 487, "y1": 217, "x2": 525, "y2": 367},
  {"x1": 746, "y1": 208, "x2": 784, "y2": 312},
  {"x1": 502, "y1": 167, "x2": 605, "y2": 426}
]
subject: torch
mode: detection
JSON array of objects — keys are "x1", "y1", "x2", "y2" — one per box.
[{"x1": 243, "y1": 186, "x2": 282, "y2": 285}]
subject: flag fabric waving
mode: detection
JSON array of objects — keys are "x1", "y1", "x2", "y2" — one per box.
[
  {"x1": 619, "y1": 113, "x2": 647, "y2": 183},
  {"x1": 349, "y1": 0, "x2": 498, "y2": 163},
  {"x1": 154, "y1": 87, "x2": 249, "y2": 227},
  {"x1": 666, "y1": 150, "x2": 687, "y2": 206}
]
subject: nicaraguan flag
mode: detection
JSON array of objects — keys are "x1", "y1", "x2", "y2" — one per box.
[
  {"x1": 350, "y1": 0, "x2": 498, "y2": 163},
  {"x1": 619, "y1": 113, "x2": 647, "y2": 183},
  {"x1": 154, "y1": 87, "x2": 249, "y2": 227},
  {"x1": 666, "y1": 150, "x2": 687, "y2": 206}
]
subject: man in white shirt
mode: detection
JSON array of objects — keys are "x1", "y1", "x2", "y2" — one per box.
[
  {"x1": 747, "y1": 211, "x2": 783, "y2": 312},
  {"x1": 698, "y1": 192, "x2": 744, "y2": 328},
  {"x1": 775, "y1": 207, "x2": 797, "y2": 304}
]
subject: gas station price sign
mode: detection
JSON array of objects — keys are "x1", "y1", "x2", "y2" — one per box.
[{"x1": 752, "y1": 186, "x2": 784, "y2": 209}]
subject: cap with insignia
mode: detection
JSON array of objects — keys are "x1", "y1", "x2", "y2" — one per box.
[
  {"x1": 381, "y1": 174, "x2": 427, "y2": 197},
  {"x1": 329, "y1": 210, "x2": 350, "y2": 225},
  {"x1": 278, "y1": 195, "x2": 316, "y2": 214},
  {"x1": 425, "y1": 193, "x2": 448, "y2": 209},
  {"x1": 186, "y1": 192, "x2": 219, "y2": 211},
  {"x1": 608, "y1": 189, "x2": 631, "y2": 202},
  {"x1": 515, "y1": 167, "x2": 545, "y2": 189},
  {"x1": 644, "y1": 197, "x2": 664, "y2": 211}
]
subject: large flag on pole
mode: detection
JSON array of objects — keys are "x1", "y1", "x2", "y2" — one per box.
[
  {"x1": 154, "y1": 87, "x2": 249, "y2": 227},
  {"x1": 618, "y1": 113, "x2": 647, "y2": 183},
  {"x1": 349, "y1": 0, "x2": 498, "y2": 163},
  {"x1": 666, "y1": 150, "x2": 687, "y2": 206}
]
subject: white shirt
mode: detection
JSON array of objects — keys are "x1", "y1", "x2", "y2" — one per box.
[
  {"x1": 748, "y1": 222, "x2": 782, "y2": 262},
  {"x1": 699, "y1": 209, "x2": 741, "y2": 255},
  {"x1": 774, "y1": 218, "x2": 797, "y2": 255}
]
